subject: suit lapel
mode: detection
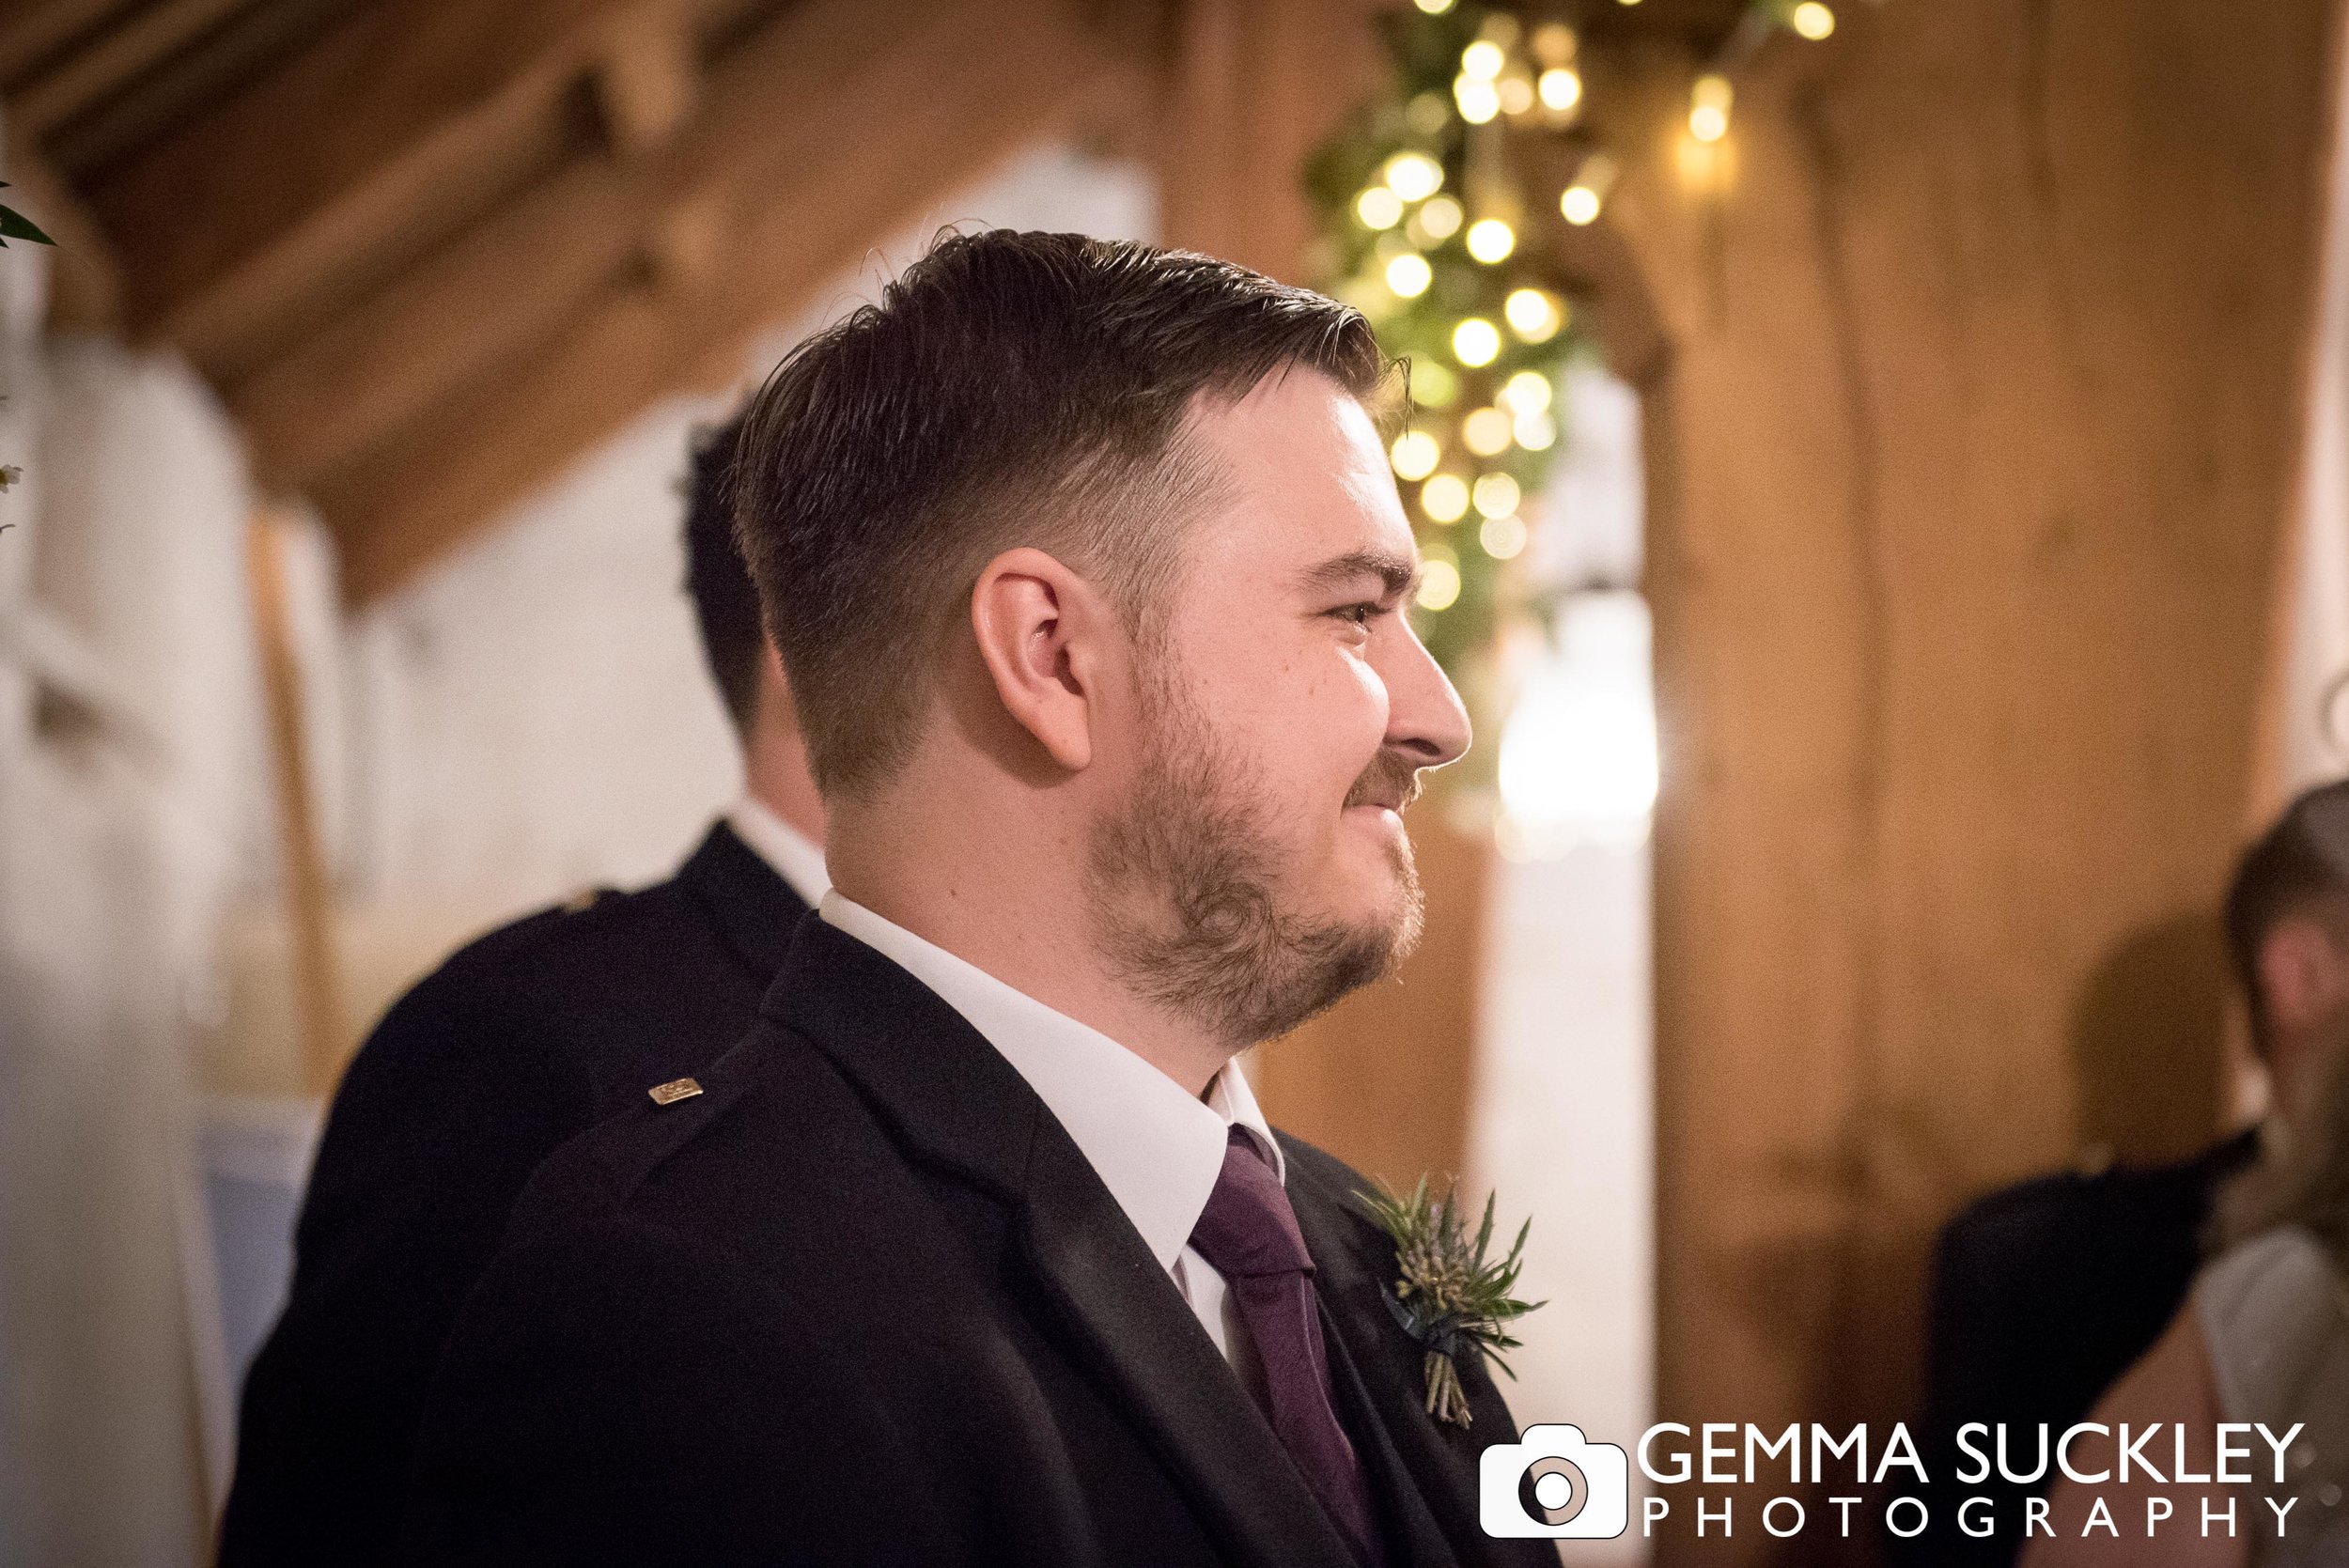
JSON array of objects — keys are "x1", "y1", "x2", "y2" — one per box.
[
  {"x1": 769, "y1": 922, "x2": 1360, "y2": 1568},
  {"x1": 677, "y1": 820, "x2": 808, "y2": 983},
  {"x1": 1284, "y1": 1156, "x2": 1538, "y2": 1568},
  {"x1": 1019, "y1": 1134, "x2": 1362, "y2": 1568},
  {"x1": 1316, "y1": 1294, "x2": 1462, "y2": 1568}
]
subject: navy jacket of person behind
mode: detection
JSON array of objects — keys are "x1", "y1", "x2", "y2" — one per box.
[
  {"x1": 1898, "y1": 1132, "x2": 2259, "y2": 1564},
  {"x1": 216, "y1": 821, "x2": 810, "y2": 1568}
]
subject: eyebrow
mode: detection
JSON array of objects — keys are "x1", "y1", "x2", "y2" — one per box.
[{"x1": 1299, "y1": 548, "x2": 1420, "y2": 599}]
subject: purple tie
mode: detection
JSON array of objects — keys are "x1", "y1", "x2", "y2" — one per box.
[{"x1": 1188, "y1": 1127, "x2": 1381, "y2": 1565}]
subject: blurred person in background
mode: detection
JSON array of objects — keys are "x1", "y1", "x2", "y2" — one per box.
[
  {"x1": 1909, "y1": 780, "x2": 2349, "y2": 1564},
  {"x1": 2023, "y1": 1035, "x2": 2349, "y2": 1565},
  {"x1": 216, "y1": 411, "x2": 828, "y2": 1568}
]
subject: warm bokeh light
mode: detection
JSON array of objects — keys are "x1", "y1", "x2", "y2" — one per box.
[
  {"x1": 1499, "y1": 592, "x2": 1657, "y2": 853},
  {"x1": 1452, "y1": 317, "x2": 1501, "y2": 366},
  {"x1": 1498, "y1": 75, "x2": 1535, "y2": 116},
  {"x1": 1356, "y1": 187, "x2": 1404, "y2": 229},
  {"x1": 1504, "y1": 287, "x2": 1563, "y2": 341},
  {"x1": 1538, "y1": 68, "x2": 1582, "y2": 112},
  {"x1": 1561, "y1": 184, "x2": 1602, "y2": 225},
  {"x1": 1792, "y1": 2, "x2": 1836, "y2": 39},
  {"x1": 1466, "y1": 218, "x2": 1516, "y2": 264},
  {"x1": 1422, "y1": 474, "x2": 1470, "y2": 523},
  {"x1": 1417, "y1": 194, "x2": 1464, "y2": 241},
  {"x1": 1513, "y1": 410, "x2": 1558, "y2": 450},
  {"x1": 1416, "y1": 555, "x2": 1463, "y2": 612},
  {"x1": 1385, "y1": 252, "x2": 1433, "y2": 298},
  {"x1": 1531, "y1": 22, "x2": 1577, "y2": 65},
  {"x1": 1413, "y1": 0, "x2": 1455, "y2": 13},
  {"x1": 1461, "y1": 40, "x2": 1505, "y2": 80},
  {"x1": 1455, "y1": 74, "x2": 1501, "y2": 124},
  {"x1": 1383, "y1": 151, "x2": 1444, "y2": 202},
  {"x1": 1472, "y1": 472, "x2": 1522, "y2": 519},
  {"x1": 1409, "y1": 359, "x2": 1459, "y2": 408},
  {"x1": 1463, "y1": 407, "x2": 1513, "y2": 457},
  {"x1": 1390, "y1": 429, "x2": 1441, "y2": 481},
  {"x1": 1501, "y1": 369, "x2": 1553, "y2": 415},
  {"x1": 1480, "y1": 513, "x2": 1528, "y2": 560},
  {"x1": 1689, "y1": 74, "x2": 1733, "y2": 143},
  {"x1": 1406, "y1": 91, "x2": 1450, "y2": 137}
]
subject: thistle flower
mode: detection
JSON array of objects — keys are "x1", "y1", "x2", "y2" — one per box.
[{"x1": 1357, "y1": 1176, "x2": 1544, "y2": 1427}]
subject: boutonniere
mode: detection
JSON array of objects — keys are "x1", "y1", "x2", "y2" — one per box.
[{"x1": 1357, "y1": 1178, "x2": 1543, "y2": 1429}]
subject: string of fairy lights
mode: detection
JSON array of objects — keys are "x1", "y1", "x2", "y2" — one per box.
[{"x1": 1307, "y1": 0, "x2": 1870, "y2": 676}]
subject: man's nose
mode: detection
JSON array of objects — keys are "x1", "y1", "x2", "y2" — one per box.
[{"x1": 1382, "y1": 628, "x2": 1471, "y2": 768}]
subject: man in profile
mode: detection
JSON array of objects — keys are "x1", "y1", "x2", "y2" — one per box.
[
  {"x1": 399, "y1": 232, "x2": 1555, "y2": 1567},
  {"x1": 218, "y1": 414, "x2": 826, "y2": 1567}
]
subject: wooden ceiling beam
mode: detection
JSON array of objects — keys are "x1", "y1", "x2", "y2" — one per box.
[
  {"x1": 80, "y1": 0, "x2": 749, "y2": 372},
  {"x1": 317, "y1": 0, "x2": 1121, "y2": 603},
  {"x1": 9, "y1": 0, "x2": 255, "y2": 137},
  {"x1": 0, "y1": 0, "x2": 133, "y2": 87},
  {"x1": 160, "y1": 0, "x2": 751, "y2": 379},
  {"x1": 161, "y1": 46, "x2": 598, "y2": 380},
  {"x1": 226, "y1": 0, "x2": 1013, "y2": 498}
]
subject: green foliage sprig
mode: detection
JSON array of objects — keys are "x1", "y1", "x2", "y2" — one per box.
[
  {"x1": 0, "y1": 183, "x2": 54, "y2": 248},
  {"x1": 1305, "y1": 5, "x2": 1591, "y2": 682},
  {"x1": 1358, "y1": 1176, "x2": 1543, "y2": 1427}
]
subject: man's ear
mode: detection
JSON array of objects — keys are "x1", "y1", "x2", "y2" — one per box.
[
  {"x1": 2259, "y1": 916, "x2": 2349, "y2": 1036},
  {"x1": 969, "y1": 546, "x2": 1104, "y2": 773}
]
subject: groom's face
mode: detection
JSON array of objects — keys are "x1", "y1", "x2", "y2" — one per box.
[{"x1": 1087, "y1": 369, "x2": 1471, "y2": 1044}]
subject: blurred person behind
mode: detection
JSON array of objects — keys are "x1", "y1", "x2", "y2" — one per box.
[
  {"x1": 2024, "y1": 1030, "x2": 2349, "y2": 1566},
  {"x1": 1911, "y1": 780, "x2": 2349, "y2": 1563},
  {"x1": 216, "y1": 411, "x2": 827, "y2": 1568}
]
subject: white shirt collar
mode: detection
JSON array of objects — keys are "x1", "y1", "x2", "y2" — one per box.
[
  {"x1": 726, "y1": 797, "x2": 831, "y2": 909},
  {"x1": 817, "y1": 891, "x2": 1283, "y2": 1273}
]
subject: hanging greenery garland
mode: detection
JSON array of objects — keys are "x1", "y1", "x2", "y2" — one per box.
[{"x1": 1306, "y1": 0, "x2": 1865, "y2": 681}]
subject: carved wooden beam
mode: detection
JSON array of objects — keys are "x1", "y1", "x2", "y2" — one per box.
[
  {"x1": 6, "y1": 0, "x2": 255, "y2": 137},
  {"x1": 79, "y1": 0, "x2": 753, "y2": 377},
  {"x1": 316, "y1": 0, "x2": 1121, "y2": 602},
  {"x1": 0, "y1": 0, "x2": 136, "y2": 86}
]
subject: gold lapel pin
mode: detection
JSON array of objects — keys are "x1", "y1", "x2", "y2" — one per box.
[{"x1": 647, "y1": 1078, "x2": 704, "y2": 1106}]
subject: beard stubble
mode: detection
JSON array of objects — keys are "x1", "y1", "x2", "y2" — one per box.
[{"x1": 1086, "y1": 673, "x2": 1426, "y2": 1049}]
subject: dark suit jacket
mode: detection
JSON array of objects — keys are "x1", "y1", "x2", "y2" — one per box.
[
  {"x1": 1899, "y1": 1131, "x2": 2260, "y2": 1564},
  {"x1": 219, "y1": 821, "x2": 810, "y2": 1568},
  {"x1": 399, "y1": 916, "x2": 1558, "y2": 1568}
]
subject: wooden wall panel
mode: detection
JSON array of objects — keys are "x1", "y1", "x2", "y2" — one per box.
[{"x1": 1578, "y1": 3, "x2": 2339, "y2": 1559}]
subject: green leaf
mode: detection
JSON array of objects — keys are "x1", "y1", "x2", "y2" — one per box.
[{"x1": 0, "y1": 205, "x2": 55, "y2": 247}]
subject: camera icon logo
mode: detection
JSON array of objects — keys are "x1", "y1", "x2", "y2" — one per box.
[{"x1": 1478, "y1": 1424, "x2": 1630, "y2": 1538}]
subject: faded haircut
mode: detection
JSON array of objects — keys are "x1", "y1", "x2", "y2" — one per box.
[{"x1": 732, "y1": 228, "x2": 1397, "y2": 799}]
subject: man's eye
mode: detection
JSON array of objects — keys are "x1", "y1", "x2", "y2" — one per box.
[{"x1": 1333, "y1": 603, "x2": 1386, "y2": 628}]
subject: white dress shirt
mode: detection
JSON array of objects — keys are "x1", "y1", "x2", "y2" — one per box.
[
  {"x1": 725, "y1": 797, "x2": 831, "y2": 910},
  {"x1": 818, "y1": 891, "x2": 1282, "y2": 1394}
]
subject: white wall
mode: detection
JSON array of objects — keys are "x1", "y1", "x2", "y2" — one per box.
[
  {"x1": 1465, "y1": 363, "x2": 1655, "y2": 1564},
  {"x1": 1, "y1": 197, "x2": 272, "y2": 1558}
]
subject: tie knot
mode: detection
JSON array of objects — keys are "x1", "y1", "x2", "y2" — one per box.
[{"x1": 1188, "y1": 1126, "x2": 1314, "y2": 1280}]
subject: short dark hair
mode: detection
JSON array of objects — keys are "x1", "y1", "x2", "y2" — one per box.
[
  {"x1": 2225, "y1": 778, "x2": 2349, "y2": 1047},
  {"x1": 681, "y1": 411, "x2": 762, "y2": 735},
  {"x1": 733, "y1": 229, "x2": 1396, "y2": 799}
]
